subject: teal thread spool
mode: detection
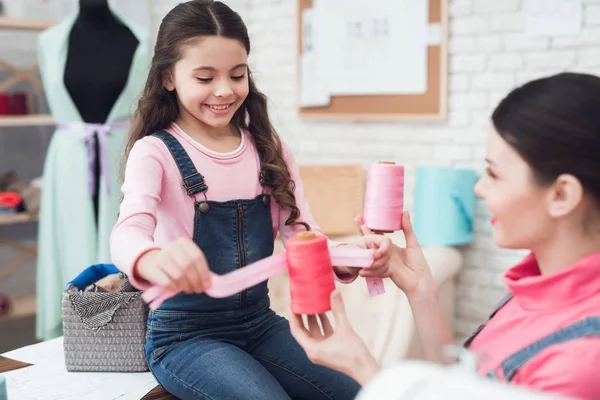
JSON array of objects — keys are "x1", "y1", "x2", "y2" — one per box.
[{"x1": 413, "y1": 166, "x2": 478, "y2": 246}]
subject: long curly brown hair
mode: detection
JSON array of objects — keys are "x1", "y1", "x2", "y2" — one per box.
[{"x1": 124, "y1": 0, "x2": 309, "y2": 230}]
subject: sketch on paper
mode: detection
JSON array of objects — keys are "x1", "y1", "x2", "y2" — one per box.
[{"x1": 311, "y1": 0, "x2": 429, "y2": 96}]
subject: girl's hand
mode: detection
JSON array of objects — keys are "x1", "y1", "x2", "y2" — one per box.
[
  {"x1": 357, "y1": 211, "x2": 432, "y2": 297},
  {"x1": 290, "y1": 290, "x2": 380, "y2": 386},
  {"x1": 135, "y1": 237, "x2": 212, "y2": 294},
  {"x1": 350, "y1": 234, "x2": 394, "y2": 279}
]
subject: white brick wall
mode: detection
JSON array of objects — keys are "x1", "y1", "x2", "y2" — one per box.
[
  {"x1": 231, "y1": 0, "x2": 600, "y2": 340},
  {"x1": 4, "y1": 0, "x2": 598, "y2": 341}
]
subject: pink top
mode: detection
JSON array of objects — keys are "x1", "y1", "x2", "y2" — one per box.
[
  {"x1": 110, "y1": 124, "x2": 353, "y2": 289},
  {"x1": 469, "y1": 251, "x2": 600, "y2": 399}
]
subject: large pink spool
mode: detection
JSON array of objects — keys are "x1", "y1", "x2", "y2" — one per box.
[
  {"x1": 363, "y1": 161, "x2": 405, "y2": 233},
  {"x1": 287, "y1": 232, "x2": 336, "y2": 315}
]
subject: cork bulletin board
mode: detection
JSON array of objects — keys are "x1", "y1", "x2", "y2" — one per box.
[{"x1": 296, "y1": 0, "x2": 448, "y2": 121}]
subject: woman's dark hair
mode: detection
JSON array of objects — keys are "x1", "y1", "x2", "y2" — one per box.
[
  {"x1": 492, "y1": 72, "x2": 600, "y2": 203},
  {"x1": 125, "y1": 0, "x2": 309, "y2": 230}
]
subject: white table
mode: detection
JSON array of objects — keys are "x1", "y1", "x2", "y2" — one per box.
[{"x1": 1, "y1": 337, "x2": 159, "y2": 400}]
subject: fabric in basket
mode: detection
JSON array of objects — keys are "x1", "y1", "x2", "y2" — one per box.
[
  {"x1": 66, "y1": 273, "x2": 140, "y2": 330},
  {"x1": 62, "y1": 264, "x2": 149, "y2": 372}
]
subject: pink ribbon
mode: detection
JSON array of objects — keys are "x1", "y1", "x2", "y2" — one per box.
[
  {"x1": 57, "y1": 120, "x2": 130, "y2": 197},
  {"x1": 142, "y1": 246, "x2": 378, "y2": 310}
]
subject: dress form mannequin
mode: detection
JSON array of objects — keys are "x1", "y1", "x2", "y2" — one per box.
[
  {"x1": 64, "y1": 0, "x2": 138, "y2": 222},
  {"x1": 36, "y1": 2, "x2": 150, "y2": 341}
]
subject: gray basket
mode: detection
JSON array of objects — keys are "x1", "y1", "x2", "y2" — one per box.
[{"x1": 62, "y1": 273, "x2": 149, "y2": 372}]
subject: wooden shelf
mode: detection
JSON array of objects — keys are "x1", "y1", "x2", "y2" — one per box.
[
  {"x1": 0, "y1": 294, "x2": 36, "y2": 321},
  {"x1": 0, "y1": 114, "x2": 54, "y2": 127},
  {"x1": 0, "y1": 213, "x2": 38, "y2": 226},
  {"x1": 0, "y1": 17, "x2": 56, "y2": 31}
]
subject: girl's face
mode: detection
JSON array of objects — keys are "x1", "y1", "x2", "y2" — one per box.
[
  {"x1": 166, "y1": 36, "x2": 249, "y2": 130},
  {"x1": 474, "y1": 128, "x2": 555, "y2": 250}
]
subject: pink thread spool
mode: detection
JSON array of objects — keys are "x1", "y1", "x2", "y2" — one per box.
[
  {"x1": 287, "y1": 231, "x2": 336, "y2": 315},
  {"x1": 363, "y1": 161, "x2": 405, "y2": 233},
  {"x1": 11, "y1": 92, "x2": 28, "y2": 115},
  {"x1": 0, "y1": 94, "x2": 9, "y2": 115}
]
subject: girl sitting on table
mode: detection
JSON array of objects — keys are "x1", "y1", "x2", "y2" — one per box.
[
  {"x1": 110, "y1": 1, "x2": 394, "y2": 398},
  {"x1": 290, "y1": 72, "x2": 600, "y2": 400}
]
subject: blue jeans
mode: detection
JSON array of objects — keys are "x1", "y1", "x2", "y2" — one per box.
[{"x1": 145, "y1": 299, "x2": 361, "y2": 399}]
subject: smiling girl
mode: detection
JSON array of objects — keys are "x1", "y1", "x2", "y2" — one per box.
[{"x1": 108, "y1": 1, "x2": 379, "y2": 399}]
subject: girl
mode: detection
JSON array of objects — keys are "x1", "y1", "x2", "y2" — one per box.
[
  {"x1": 290, "y1": 72, "x2": 600, "y2": 400},
  {"x1": 110, "y1": 1, "x2": 392, "y2": 399}
]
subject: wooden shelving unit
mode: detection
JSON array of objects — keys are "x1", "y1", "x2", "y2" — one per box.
[
  {"x1": 0, "y1": 212, "x2": 39, "y2": 225},
  {"x1": 0, "y1": 17, "x2": 56, "y2": 322},
  {"x1": 0, "y1": 16, "x2": 57, "y2": 127},
  {"x1": 0, "y1": 114, "x2": 54, "y2": 127},
  {"x1": 0, "y1": 17, "x2": 55, "y2": 30},
  {"x1": 0, "y1": 294, "x2": 36, "y2": 321}
]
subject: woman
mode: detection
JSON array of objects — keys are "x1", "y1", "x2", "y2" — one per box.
[{"x1": 290, "y1": 72, "x2": 600, "y2": 400}]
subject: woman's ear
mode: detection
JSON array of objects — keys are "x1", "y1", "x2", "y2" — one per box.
[
  {"x1": 163, "y1": 70, "x2": 175, "y2": 91},
  {"x1": 547, "y1": 174, "x2": 583, "y2": 218}
]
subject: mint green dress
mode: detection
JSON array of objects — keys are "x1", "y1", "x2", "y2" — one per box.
[{"x1": 35, "y1": 11, "x2": 150, "y2": 340}]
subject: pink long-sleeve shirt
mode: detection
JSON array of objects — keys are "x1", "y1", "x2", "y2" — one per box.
[
  {"x1": 469, "y1": 251, "x2": 600, "y2": 399},
  {"x1": 110, "y1": 124, "x2": 353, "y2": 289}
]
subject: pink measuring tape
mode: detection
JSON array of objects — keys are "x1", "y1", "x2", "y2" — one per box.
[
  {"x1": 141, "y1": 161, "x2": 405, "y2": 312},
  {"x1": 362, "y1": 161, "x2": 405, "y2": 296},
  {"x1": 142, "y1": 232, "x2": 375, "y2": 314}
]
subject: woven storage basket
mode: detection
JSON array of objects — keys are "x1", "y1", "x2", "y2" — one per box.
[{"x1": 62, "y1": 272, "x2": 149, "y2": 372}]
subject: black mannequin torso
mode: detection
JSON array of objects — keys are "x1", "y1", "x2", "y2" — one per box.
[
  {"x1": 65, "y1": 0, "x2": 138, "y2": 123},
  {"x1": 64, "y1": 0, "x2": 138, "y2": 223}
]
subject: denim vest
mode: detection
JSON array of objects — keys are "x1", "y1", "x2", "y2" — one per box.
[
  {"x1": 464, "y1": 292, "x2": 600, "y2": 381},
  {"x1": 150, "y1": 130, "x2": 275, "y2": 313}
]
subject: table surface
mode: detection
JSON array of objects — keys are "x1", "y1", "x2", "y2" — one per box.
[{"x1": 0, "y1": 355, "x2": 177, "y2": 399}]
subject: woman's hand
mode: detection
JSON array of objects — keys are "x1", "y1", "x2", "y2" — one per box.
[
  {"x1": 357, "y1": 211, "x2": 433, "y2": 297},
  {"x1": 290, "y1": 290, "x2": 380, "y2": 386},
  {"x1": 356, "y1": 212, "x2": 455, "y2": 363},
  {"x1": 135, "y1": 237, "x2": 212, "y2": 294}
]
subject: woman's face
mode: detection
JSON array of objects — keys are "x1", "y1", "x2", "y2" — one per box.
[{"x1": 474, "y1": 128, "x2": 555, "y2": 250}]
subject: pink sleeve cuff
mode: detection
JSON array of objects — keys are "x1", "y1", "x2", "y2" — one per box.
[
  {"x1": 119, "y1": 246, "x2": 161, "y2": 291},
  {"x1": 330, "y1": 241, "x2": 360, "y2": 284},
  {"x1": 334, "y1": 269, "x2": 359, "y2": 284}
]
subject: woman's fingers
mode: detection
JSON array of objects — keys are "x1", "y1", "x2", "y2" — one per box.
[{"x1": 318, "y1": 313, "x2": 333, "y2": 336}]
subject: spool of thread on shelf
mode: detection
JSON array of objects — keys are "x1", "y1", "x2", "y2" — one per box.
[
  {"x1": 0, "y1": 95, "x2": 9, "y2": 115},
  {"x1": 11, "y1": 92, "x2": 28, "y2": 115},
  {"x1": 288, "y1": 231, "x2": 336, "y2": 315},
  {"x1": 363, "y1": 161, "x2": 405, "y2": 233}
]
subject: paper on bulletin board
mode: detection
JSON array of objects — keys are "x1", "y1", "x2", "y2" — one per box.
[
  {"x1": 311, "y1": 0, "x2": 429, "y2": 96},
  {"x1": 524, "y1": 0, "x2": 582, "y2": 37},
  {"x1": 299, "y1": 8, "x2": 331, "y2": 107}
]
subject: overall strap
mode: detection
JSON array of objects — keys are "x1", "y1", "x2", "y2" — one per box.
[
  {"x1": 463, "y1": 292, "x2": 514, "y2": 348},
  {"x1": 151, "y1": 130, "x2": 208, "y2": 196},
  {"x1": 491, "y1": 317, "x2": 600, "y2": 382}
]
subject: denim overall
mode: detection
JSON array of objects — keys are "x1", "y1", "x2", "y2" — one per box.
[
  {"x1": 464, "y1": 292, "x2": 600, "y2": 381},
  {"x1": 143, "y1": 131, "x2": 360, "y2": 400}
]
